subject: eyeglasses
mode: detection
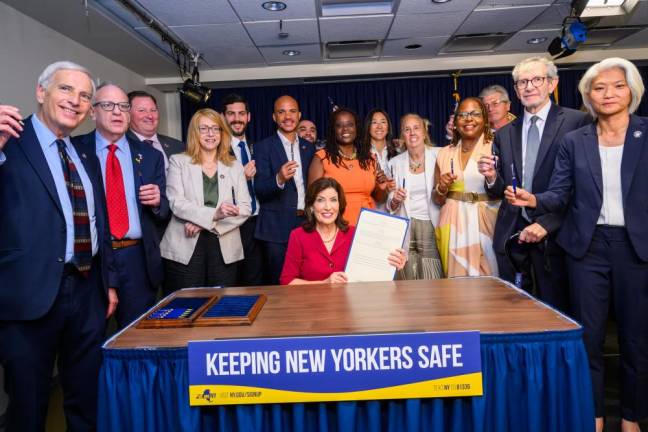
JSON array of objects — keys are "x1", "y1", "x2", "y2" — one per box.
[
  {"x1": 93, "y1": 101, "x2": 131, "y2": 112},
  {"x1": 198, "y1": 126, "x2": 222, "y2": 135},
  {"x1": 514, "y1": 76, "x2": 550, "y2": 90},
  {"x1": 483, "y1": 100, "x2": 509, "y2": 109},
  {"x1": 456, "y1": 111, "x2": 483, "y2": 120}
]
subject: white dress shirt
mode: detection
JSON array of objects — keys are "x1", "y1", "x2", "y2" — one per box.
[
  {"x1": 597, "y1": 145, "x2": 625, "y2": 226},
  {"x1": 231, "y1": 136, "x2": 260, "y2": 216},
  {"x1": 276, "y1": 131, "x2": 305, "y2": 210}
]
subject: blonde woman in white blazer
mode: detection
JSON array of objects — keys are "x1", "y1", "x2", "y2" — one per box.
[
  {"x1": 387, "y1": 114, "x2": 443, "y2": 279},
  {"x1": 161, "y1": 109, "x2": 251, "y2": 294}
]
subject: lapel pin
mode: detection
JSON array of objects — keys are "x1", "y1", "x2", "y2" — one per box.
[
  {"x1": 633, "y1": 130, "x2": 642, "y2": 138},
  {"x1": 220, "y1": 174, "x2": 225, "y2": 179},
  {"x1": 81, "y1": 153, "x2": 87, "y2": 159},
  {"x1": 164, "y1": 143, "x2": 170, "y2": 148},
  {"x1": 135, "y1": 153, "x2": 143, "y2": 164}
]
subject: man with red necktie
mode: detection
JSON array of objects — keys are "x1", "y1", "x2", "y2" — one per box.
[{"x1": 75, "y1": 83, "x2": 169, "y2": 329}]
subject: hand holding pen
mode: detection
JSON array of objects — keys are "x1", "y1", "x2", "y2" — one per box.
[
  {"x1": 0, "y1": 104, "x2": 24, "y2": 151},
  {"x1": 390, "y1": 178, "x2": 407, "y2": 210},
  {"x1": 477, "y1": 149, "x2": 498, "y2": 183}
]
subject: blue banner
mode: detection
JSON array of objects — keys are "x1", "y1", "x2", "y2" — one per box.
[{"x1": 188, "y1": 331, "x2": 482, "y2": 405}]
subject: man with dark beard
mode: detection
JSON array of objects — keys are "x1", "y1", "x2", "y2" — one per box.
[{"x1": 222, "y1": 93, "x2": 264, "y2": 285}]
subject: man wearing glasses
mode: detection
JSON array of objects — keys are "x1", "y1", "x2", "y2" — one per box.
[
  {"x1": 479, "y1": 85, "x2": 517, "y2": 132},
  {"x1": 478, "y1": 56, "x2": 589, "y2": 313},
  {"x1": 75, "y1": 83, "x2": 169, "y2": 328}
]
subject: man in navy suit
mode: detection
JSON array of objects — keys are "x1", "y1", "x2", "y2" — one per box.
[
  {"x1": 254, "y1": 95, "x2": 315, "y2": 285},
  {"x1": 0, "y1": 62, "x2": 117, "y2": 431},
  {"x1": 478, "y1": 56, "x2": 590, "y2": 312},
  {"x1": 75, "y1": 83, "x2": 169, "y2": 329}
]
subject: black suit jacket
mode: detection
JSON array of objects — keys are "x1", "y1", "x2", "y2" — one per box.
[
  {"x1": 253, "y1": 133, "x2": 315, "y2": 243},
  {"x1": 0, "y1": 116, "x2": 114, "y2": 321},
  {"x1": 486, "y1": 104, "x2": 590, "y2": 253},
  {"x1": 126, "y1": 130, "x2": 185, "y2": 160},
  {"x1": 74, "y1": 131, "x2": 169, "y2": 287},
  {"x1": 535, "y1": 115, "x2": 648, "y2": 261}
]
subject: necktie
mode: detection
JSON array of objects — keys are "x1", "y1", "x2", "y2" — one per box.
[
  {"x1": 142, "y1": 139, "x2": 154, "y2": 146},
  {"x1": 523, "y1": 115, "x2": 540, "y2": 192},
  {"x1": 106, "y1": 144, "x2": 129, "y2": 239},
  {"x1": 55, "y1": 139, "x2": 92, "y2": 276},
  {"x1": 238, "y1": 141, "x2": 257, "y2": 214}
]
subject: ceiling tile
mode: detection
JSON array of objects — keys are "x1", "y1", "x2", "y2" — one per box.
[
  {"x1": 170, "y1": 23, "x2": 254, "y2": 49},
  {"x1": 457, "y1": 4, "x2": 550, "y2": 34},
  {"x1": 496, "y1": 28, "x2": 559, "y2": 52},
  {"x1": 525, "y1": 4, "x2": 572, "y2": 29},
  {"x1": 478, "y1": 0, "x2": 552, "y2": 5},
  {"x1": 201, "y1": 46, "x2": 265, "y2": 67},
  {"x1": 612, "y1": 27, "x2": 648, "y2": 48},
  {"x1": 137, "y1": 0, "x2": 239, "y2": 25},
  {"x1": 382, "y1": 36, "x2": 447, "y2": 57},
  {"x1": 397, "y1": 0, "x2": 482, "y2": 14},
  {"x1": 228, "y1": 0, "x2": 317, "y2": 21},
  {"x1": 319, "y1": 15, "x2": 394, "y2": 42},
  {"x1": 259, "y1": 43, "x2": 322, "y2": 63},
  {"x1": 389, "y1": 11, "x2": 467, "y2": 38},
  {"x1": 245, "y1": 19, "x2": 319, "y2": 46}
]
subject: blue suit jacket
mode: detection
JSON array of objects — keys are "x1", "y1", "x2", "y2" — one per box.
[
  {"x1": 74, "y1": 131, "x2": 169, "y2": 287},
  {"x1": 486, "y1": 104, "x2": 591, "y2": 253},
  {"x1": 0, "y1": 116, "x2": 115, "y2": 321},
  {"x1": 535, "y1": 115, "x2": 648, "y2": 261},
  {"x1": 253, "y1": 133, "x2": 315, "y2": 243}
]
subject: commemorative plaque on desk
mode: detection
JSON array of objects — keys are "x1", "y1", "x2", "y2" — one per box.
[
  {"x1": 137, "y1": 295, "x2": 217, "y2": 329},
  {"x1": 194, "y1": 294, "x2": 266, "y2": 326}
]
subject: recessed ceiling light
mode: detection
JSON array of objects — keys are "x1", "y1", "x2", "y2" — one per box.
[
  {"x1": 431, "y1": 0, "x2": 452, "y2": 3},
  {"x1": 282, "y1": 49, "x2": 300, "y2": 56},
  {"x1": 262, "y1": 1, "x2": 287, "y2": 11},
  {"x1": 527, "y1": 37, "x2": 548, "y2": 45},
  {"x1": 405, "y1": 44, "x2": 422, "y2": 50}
]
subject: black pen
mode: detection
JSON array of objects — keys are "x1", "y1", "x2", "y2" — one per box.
[
  {"x1": 451, "y1": 158, "x2": 455, "y2": 176},
  {"x1": 290, "y1": 143, "x2": 294, "y2": 161},
  {"x1": 511, "y1": 163, "x2": 517, "y2": 194},
  {"x1": 231, "y1": 186, "x2": 236, "y2": 205},
  {"x1": 402, "y1": 178, "x2": 406, "y2": 189}
]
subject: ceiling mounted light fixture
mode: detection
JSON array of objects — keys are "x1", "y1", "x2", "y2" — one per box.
[
  {"x1": 432, "y1": 0, "x2": 452, "y2": 3},
  {"x1": 262, "y1": 1, "x2": 287, "y2": 11},
  {"x1": 282, "y1": 49, "x2": 301, "y2": 56},
  {"x1": 405, "y1": 44, "x2": 422, "y2": 49},
  {"x1": 527, "y1": 37, "x2": 548, "y2": 44},
  {"x1": 573, "y1": 0, "x2": 639, "y2": 17}
]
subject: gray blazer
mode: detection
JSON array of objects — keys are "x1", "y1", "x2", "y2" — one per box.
[{"x1": 161, "y1": 153, "x2": 251, "y2": 265}]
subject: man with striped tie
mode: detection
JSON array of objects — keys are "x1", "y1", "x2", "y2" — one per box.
[{"x1": 0, "y1": 62, "x2": 117, "y2": 431}]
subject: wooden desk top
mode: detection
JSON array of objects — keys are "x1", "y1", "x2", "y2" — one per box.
[{"x1": 105, "y1": 277, "x2": 579, "y2": 349}]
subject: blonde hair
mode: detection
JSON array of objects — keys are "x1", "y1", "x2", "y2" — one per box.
[
  {"x1": 578, "y1": 57, "x2": 645, "y2": 119},
  {"x1": 400, "y1": 113, "x2": 434, "y2": 148},
  {"x1": 185, "y1": 108, "x2": 235, "y2": 165}
]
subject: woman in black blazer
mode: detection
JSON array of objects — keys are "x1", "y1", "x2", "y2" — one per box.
[{"x1": 506, "y1": 57, "x2": 647, "y2": 432}]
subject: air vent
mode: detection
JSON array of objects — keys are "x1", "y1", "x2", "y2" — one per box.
[
  {"x1": 325, "y1": 40, "x2": 381, "y2": 59},
  {"x1": 441, "y1": 33, "x2": 511, "y2": 54}
]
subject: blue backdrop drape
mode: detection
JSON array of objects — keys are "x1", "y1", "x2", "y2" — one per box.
[{"x1": 179, "y1": 65, "x2": 648, "y2": 146}]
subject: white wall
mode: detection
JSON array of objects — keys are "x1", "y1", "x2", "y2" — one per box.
[{"x1": 0, "y1": 2, "x2": 180, "y2": 139}]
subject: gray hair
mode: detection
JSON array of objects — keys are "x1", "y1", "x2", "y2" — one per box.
[
  {"x1": 479, "y1": 85, "x2": 510, "y2": 102},
  {"x1": 37, "y1": 61, "x2": 95, "y2": 95},
  {"x1": 578, "y1": 57, "x2": 645, "y2": 119},
  {"x1": 512, "y1": 56, "x2": 558, "y2": 82}
]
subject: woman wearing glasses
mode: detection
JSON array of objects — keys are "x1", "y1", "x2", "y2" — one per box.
[
  {"x1": 160, "y1": 108, "x2": 251, "y2": 293},
  {"x1": 308, "y1": 108, "x2": 389, "y2": 225},
  {"x1": 506, "y1": 57, "x2": 647, "y2": 432},
  {"x1": 434, "y1": 97, "x2": 500, "y2": 277}
]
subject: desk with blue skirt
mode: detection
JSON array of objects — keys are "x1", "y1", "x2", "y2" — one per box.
[{"x1": 99, "y1": 277, "x2": 594, "y2": 431}]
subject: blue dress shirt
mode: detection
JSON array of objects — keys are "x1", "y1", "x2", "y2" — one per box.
[
  {"x1": 95, "y1": 132, "x2": 143, "y2": 239},
  {"x1": 32, "y1": 114, "x2": 98, "y2": 260}
]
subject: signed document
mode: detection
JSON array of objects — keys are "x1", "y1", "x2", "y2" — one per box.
[{"x1": 345, "y1": 208, "x2": 409, "y2": 282}]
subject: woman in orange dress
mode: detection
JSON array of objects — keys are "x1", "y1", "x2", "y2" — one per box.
[{"x1": 308, "y1": 108, "x2": 388, "y2": 225}]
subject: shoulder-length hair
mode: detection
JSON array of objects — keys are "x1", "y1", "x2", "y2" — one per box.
[
  {"x1": 185, "y1": 108, "x2": 236, "y2": 165},
  {"x1": 362, "y1": 108, "x2": 398, "y2": 160},
  {"x1": 399, "y1": 113, "x2": 435, "y2": 148},
  {"x1": 303, "y1": 177, "x2": 349, "y2": 233},
  {"x1": 324, "y1": 108, "x2": 374, "y2": 170},
  {"x1": 578, "y1": 57, "x2": 645, "y2": 119},
  {"x1": 451, "y1": 97, "x2": 494, "y2": 145}
]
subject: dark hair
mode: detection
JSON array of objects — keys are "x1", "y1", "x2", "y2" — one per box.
[
  {"x1": 324, "y1": 108, "x2": 374, "y2": 170},
  {"x1": 221, "y1": 93, "x2": 249, "y2": 112},
  {"x1": 127, "y1": 90, "x2": 157, "y2": 107},
  {"x1": 303, "y1": 177, "x2": 349, "y2": 233},
  {"x1": 362, "y1": 108, "x2": 398, "y2": 160},
  {"x1": 451, "y1": 97, "x2": 494, "y2": 145}
]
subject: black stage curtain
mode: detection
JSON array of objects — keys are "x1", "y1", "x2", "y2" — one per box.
[{"x1": 180, "y1": 65, "x2": 648, "y2": 146}]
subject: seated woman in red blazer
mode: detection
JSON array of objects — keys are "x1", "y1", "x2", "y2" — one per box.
[{"x1": 280, "y1": 177, "x2": 406, "y2": 285}]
